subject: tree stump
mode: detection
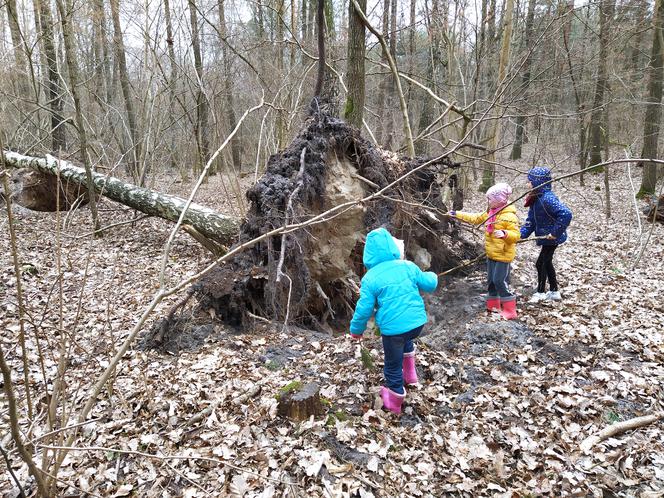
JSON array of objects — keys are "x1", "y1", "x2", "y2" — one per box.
[{"x1": 277, "y1": 382, "x2": 324, "y2": 421}]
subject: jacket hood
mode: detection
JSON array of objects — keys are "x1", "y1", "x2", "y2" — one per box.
[
  {"x1": 528, "y1": 167, "x2": 552, "y2": 192},
  {"x1": 363, "y1": 228, "x2": 401, "y2": 269}
]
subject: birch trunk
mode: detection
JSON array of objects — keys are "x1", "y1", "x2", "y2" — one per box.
[{"x1": 2, "y1": 151, "x2": 240, "y2": 245}]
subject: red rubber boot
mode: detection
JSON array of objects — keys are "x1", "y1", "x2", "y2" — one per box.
[
  {"x1": 486, "y1": 297, "x2": 501, "y2": 312},
  {"x1": 500, "y1": 298, "x2": 518, "y2": 320}
]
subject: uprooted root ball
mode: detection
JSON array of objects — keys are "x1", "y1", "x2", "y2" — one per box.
[{"x1": 150, "y1": 112, "x2": 479, "y2": 349}]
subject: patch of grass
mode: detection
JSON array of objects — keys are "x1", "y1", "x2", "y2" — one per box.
[
  {"x1": 605, "y1": 410, "x2": 621, "y2": 423},
  {"x1": 264, "y1": 359, "x2": 280, "y2": 371},
  {"x1": 361, "y1": 347, "x2": 375, "y2": 370},
  {"x1": 325, "y1": 410, "x2": 349, "y2": 426},
  {"x1": 334, "y1": 410, "x2": 348, "y2": 422},
  {"x1": 276, "y1": 381, "x2": 303, "y2": 400}
]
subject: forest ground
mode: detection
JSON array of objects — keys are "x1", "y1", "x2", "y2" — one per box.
[{"x1": 1, "y1": 152, "x2": 663, "y2": 497}]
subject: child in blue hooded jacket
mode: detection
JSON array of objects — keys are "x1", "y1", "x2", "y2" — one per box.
[
  {"x1": 520, "y1": 167, "x2": 573, "y2": 302},
  {"x1": 349, "y1": 227, "x2": 438, "y2": 415}
]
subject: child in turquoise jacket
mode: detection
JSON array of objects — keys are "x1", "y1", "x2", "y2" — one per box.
[{"x1": 349, "y1": 228, "x2": 438, "y2": 414}]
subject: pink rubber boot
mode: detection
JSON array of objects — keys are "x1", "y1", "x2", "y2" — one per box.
[
  {"x1": 500, "y1": 298, "x2": 518, "y2": 320},
  {"x1": 403, "y1": 352, "x2": 418, "y2": 385},
  {"x1": 486, "y1": 297, "x2": 501, "y2": 312},
  {"x1": 380, "y1": 386, "x2": 406, "y2": 415}
]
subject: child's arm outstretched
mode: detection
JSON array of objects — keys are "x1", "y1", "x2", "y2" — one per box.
[
  {"x1": 414, "y1": 264, "x2": 438, "y2": 293},
  {"x1": 349, "y1": 283, "x2": 376, "y2": 337},
  {"x1": 453, "y1": 210, "x2": 488, "y2": 226}
]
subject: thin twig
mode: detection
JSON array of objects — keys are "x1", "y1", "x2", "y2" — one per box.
[
  {"x1": 27, "y1": 418, "x2": 101, "y2": 445},
  {"x1": 37, "y1": 445, "x2": 299, "y2": 486},
  {"x1": 0, "y1": 442, "x2": 26, "y2": 498},
  {"x1": 580, "y1": 413, "x2": 664, "y2": 452},
  {"x1": 70, "y1": 214, "x2": 150, "y2": 239}
]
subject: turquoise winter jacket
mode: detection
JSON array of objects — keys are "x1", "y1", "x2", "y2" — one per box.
[{"x1": 349, "y1": 228, "x2": 438, "y2": 336}]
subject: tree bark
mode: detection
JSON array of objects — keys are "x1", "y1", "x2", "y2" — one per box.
[
  {"x1": 325, "y1": 0, "x2": 335, "y2": 40},
  {"x1": 218, "y1": 0, "x2": 242, "y2": 172},
  {"x1": 375, "y1": 0, "x2": 390, "y2": 145},
  {"x1": 188, "y1": 0, "x2": 212, "y2": 174},
  {"x1": 110, "y1": 0, "x2": 143, "y2": 182},
  {"x1": 343, "y1": 0, "x2": 366, "y2": 128},
  {"x1": 589, "y1": 0, "x2": 615, "y2": 169},
  {"x1": 638, "y1": 0, "x2": 664, "y2": 197},
  {"x1": 509, "y1": 0, "x2": 536, "y2": 160},
  {"x1": 56, "y1": 0, "x2": 101, "y2": 231},
  {"x1": 91, "y1": 0, "x2": 109, "y2": 106},
  {"x1": 35, "y1": 0, "x2": 67, "y2": 151},
  {"x1": 2, "y1": 151, "x2": 240, "y2": 245},
  {"x1": 5, "y1": 0, "x2": 25, "y2": 66},
  {"x1": 480, "y1": 0, "x2": 514, "y2": 192}
]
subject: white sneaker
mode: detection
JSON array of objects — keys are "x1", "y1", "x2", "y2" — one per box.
[
  {"x1": 546, "y1": 291, "x2": 562, "y2": 301},
  {"x1": 529, "y1": 292, "x2": 548, "y2": 303}
]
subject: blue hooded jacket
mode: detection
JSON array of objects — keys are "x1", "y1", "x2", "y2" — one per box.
[
  {"x1": 349, "y1": 228, "x2": 438, "y2": 336},
  {"x1": 520, "y1": 167, "x2": 573, "y2": 246}
]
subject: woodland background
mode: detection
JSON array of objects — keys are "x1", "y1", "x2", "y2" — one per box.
[{"x1": 1, "y1": 0, "x2": 664, "y2": 496}]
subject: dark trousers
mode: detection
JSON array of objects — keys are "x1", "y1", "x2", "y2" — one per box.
[
  {"x1": 487, "y1": 259, "x2": 513, "y2": 300},
  {"x1": 536, "y1": 245, "x2": 558, "y2": 292},
  {"x1": 382, "y1": 325, "x2": 424, "y2": 395}
]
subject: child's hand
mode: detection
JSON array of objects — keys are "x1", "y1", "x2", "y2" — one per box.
[
  {"x1": 349, "y1": 333, "x2": 363, "y2": 341},
  {"x1": 493, "y1": 230, "x2": 506, "y2": 238},
  {"x1": 545, "y1": 233, "x2": 555, "y2": 240}
]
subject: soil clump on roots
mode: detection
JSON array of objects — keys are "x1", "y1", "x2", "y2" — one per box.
[{"x1": 149, "y1": 112, "x2": 479, "y2": 350}]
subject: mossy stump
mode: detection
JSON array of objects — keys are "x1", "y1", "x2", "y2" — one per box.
[{"x1": 277, "y1": 382, "x2": 324, "y2": 421}]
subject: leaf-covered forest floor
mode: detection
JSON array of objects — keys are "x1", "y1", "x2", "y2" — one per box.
[{"x1": 1, "y1": 157, "x2": 663, "y2": 497}]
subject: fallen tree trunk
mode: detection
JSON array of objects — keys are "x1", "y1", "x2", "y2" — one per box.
[{"x1": 1, "y1": 150, "x2": 240, "y2": 245}]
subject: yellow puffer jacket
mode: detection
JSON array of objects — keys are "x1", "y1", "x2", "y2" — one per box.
[{"x1": 456, "y1": 205, "x2": 520, "y2": 263}]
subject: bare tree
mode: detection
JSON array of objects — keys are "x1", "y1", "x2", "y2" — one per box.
[
  {"x1": 218, "y1": 0, "x2": 242, "y2": 171},
  {"x1": 91, "y1": 0, "x2": 109, "y2": 106},
  {"x1": 343, "y1": 0, "x2": 366, "y2": 128},
  {"x1": 35, "y1": 0, "x2": 67, "y2": 151},
  {"x1": 110, "y1": 0, "x2": 143, "y2": 181},
  {"x1": 509, "y1": 0, "x2": 537, "y2": 160},
  {"x1": 56, "y1": 0, "x2": 101, "y2": 231},
  {"x1": 480, "y1": 0, "x2": 515, "y2": 192},
  {"x1": 638, "y1": 0, "x2": 664, "y2": 197},
  {"x1": 589, "y1": 0, "x2": 615, "y2": 169}
]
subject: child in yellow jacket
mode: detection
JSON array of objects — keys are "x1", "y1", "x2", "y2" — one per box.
[{"x1": 449, "y1": 183, "x2": 521, "y2": 319}]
